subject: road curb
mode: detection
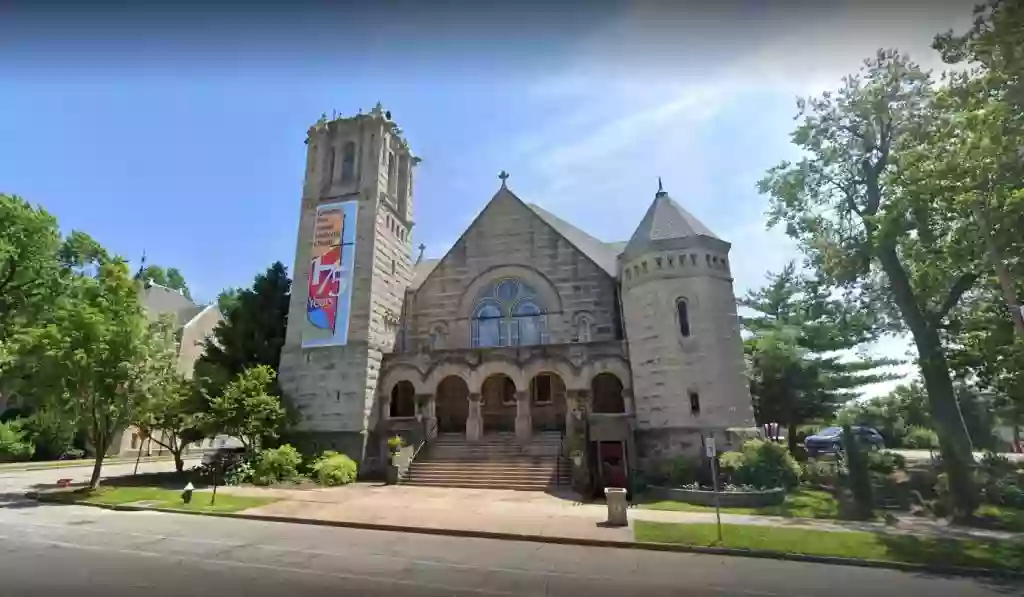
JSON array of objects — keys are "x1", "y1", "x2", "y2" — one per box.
[
  {"x1": 1, "y1": 456, "x2": 184, "y2": 473},
  {"x1": 27, "y1": 492, "x2": 1022, "y2": 580}
]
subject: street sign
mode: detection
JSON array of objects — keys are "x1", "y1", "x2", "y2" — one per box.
[{"x1": 705, "y1": 437, "x2": 716, "y2": 458}]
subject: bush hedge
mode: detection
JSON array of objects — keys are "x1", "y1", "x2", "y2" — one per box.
[{"x1": 310, "y1": 451, "x2": 358, "y2": 486}]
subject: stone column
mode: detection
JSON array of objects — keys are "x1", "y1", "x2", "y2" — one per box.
[
  {"x1": 416, "y1": 393, "x2": 437, "y2": 439},
  {"x1": 466, "y1": 393, "x2": 482, "y2": 442},
  {"x1": 515, "y1": 391, "x2": 532, "y2": 444}
]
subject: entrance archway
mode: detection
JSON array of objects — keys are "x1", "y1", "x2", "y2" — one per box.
[
  {"x1": 591, "y1": 372, "x2": 625, "y2": 413},
  {"x1": 529, "y1": 372, "x2": 567, "y2": 432},
  {"x1": 436, "y1": 376, "x2": 469, "y2": 433},
  {"x1": 481, "y1": 374, "x2": 517, "y2": 433},
  {"x1": 389, "y1": 380, "x2": 416, "y2": 418}
]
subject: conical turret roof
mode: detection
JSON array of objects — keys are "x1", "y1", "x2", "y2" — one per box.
[{"x1": 623, "y1": 182, "x2": 720, "y2": 259}]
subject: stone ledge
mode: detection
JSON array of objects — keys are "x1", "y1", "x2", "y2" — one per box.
[{"x1": 647, "y1": 486, "x2": 786, "y2": 508}]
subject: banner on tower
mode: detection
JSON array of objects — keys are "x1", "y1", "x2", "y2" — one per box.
[{"x1": 302, "y1": 200, "x2": 358, "y2": 348}]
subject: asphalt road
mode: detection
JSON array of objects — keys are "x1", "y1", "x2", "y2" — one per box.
[{"x1": 1, "y1": 461, "x2": 1020, "y2": 597}]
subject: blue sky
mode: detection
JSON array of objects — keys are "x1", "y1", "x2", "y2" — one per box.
[{"x1": 1, "y1": 1, "x2": 977, "y2": 394}]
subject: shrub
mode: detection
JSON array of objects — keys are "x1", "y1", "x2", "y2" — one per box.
[
  {"x1": 902, "y1": 426, "x2": 939, "y2": 450},
  {"x1": 310, "y1": 451, "x2": 358, "y2": 486},
  {"x1": 866, "y1": 450, "x2": 906, "y2": 475},
  {"x1": 717, "y1": 451, "x2": 746, "y2": 484},
  {"x1": 0, "y1": 420, "x2": 34, "y2": 462},
  {"x1": 225, "y1": 460, "x2": 255, "y2": 486},
  {"x1": 251, "y1": 444, "x2": 303, "y2": 485},
  {"x1": 387, "y1": 435, "x2": 405, "y2": 453},
  {"x1": 802, "y1": 459, "x2": 843, "y2": 487},
  {"x1": 665, "y1": 455, "x2": 698, "y2": 487},
  {"x1": 726, "y1": 440, "x2": 801, "y2": 489},
  {"x1": 979, "y1": 451, "x2": 1016, "y2": 478}
]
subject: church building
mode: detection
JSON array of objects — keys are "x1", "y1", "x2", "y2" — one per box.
[{"x1": 278, "y1": 105, "x2": 758, "y2": 494}]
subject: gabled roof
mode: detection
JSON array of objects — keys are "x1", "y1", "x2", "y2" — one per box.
[
  {"x1": 140, "y1": 282, "x2": 219, "y2": 328},
  {"x1": 411, "y1": 183, "x2": 627, "y2": 292},
  {"x1": 524, "y1": 203, "x2": 624, "y2": 278}
]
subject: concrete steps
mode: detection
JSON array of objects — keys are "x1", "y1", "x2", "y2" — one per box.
[{"x1": 403, "y1": 432, "x2": 570, "y2": 492}]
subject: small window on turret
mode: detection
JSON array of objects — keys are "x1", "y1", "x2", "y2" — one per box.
[
  {"x1": 641, "y1": 261, "x2": 648, "y2": 274},
  {"x1": 706, "y1": 254, "x2": 712, "y2": 266},
  {"x1": 667, "y1": 255, "x2": 674, "y2": 267},
  {"x1": 676, "y1": 299, "x2": 691, "y2": 337},
  {"x1": 690, "y1": 254, "x2": 697, "y2": 265},
  {"x1": 689, "y1": 390, "x2": 700, "y2": 416},
  {"x1": 655, "y1": 257, "x2": 662, "y2": 269}
]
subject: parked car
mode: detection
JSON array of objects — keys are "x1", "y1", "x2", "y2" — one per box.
[{"x1": 804, "y1": 425, "x2": 885, "y2": 456}]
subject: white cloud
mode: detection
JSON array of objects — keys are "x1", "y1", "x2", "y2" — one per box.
[{"x1": 490, "y1": 2, "x2": 979, "y2": 396}]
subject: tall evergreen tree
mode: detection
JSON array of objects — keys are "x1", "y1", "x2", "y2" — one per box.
[
  {"x1": 194, "y1": 262, "x2": 291, "y2": 398},
  {"x1": 741, "y1": 262, "x2": 900, "y2": 452}
]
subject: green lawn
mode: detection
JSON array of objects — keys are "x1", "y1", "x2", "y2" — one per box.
[
  {"x1": 46, "y1": 486, "x2": 276, "y2": 514},
  {"x1": 640, "y1": 488, "x2": 845, "y2": 519},
  {"x1": 635, "y1": 521, "x2": 1024, "y2": 572}
]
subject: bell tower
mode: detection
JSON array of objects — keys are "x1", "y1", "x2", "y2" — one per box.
[{"x1": 278, "y1": 103, "x2": 419, "y2": 468}]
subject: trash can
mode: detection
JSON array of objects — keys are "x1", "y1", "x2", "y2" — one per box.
[{"x1": 604, "y1": 487, "x2": 628, "y2": 527}]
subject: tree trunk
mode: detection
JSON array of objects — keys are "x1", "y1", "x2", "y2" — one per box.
[
  {"x1": 876, "y1": 246, "x2": 978, "y2": 520},
  {"x1": 173, "y1": 451, "x2": 184, "y2": 473},
  {"x1": 89, "y1": 450, "x2": 105, "y2": 489},
  {"x1": 787, "y1": 421, "x2": 799, "y2": 455}
]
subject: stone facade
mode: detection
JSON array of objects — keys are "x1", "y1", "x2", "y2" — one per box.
[{"x1": 280, "y1": 108, "x2": 758, "y2": 488}]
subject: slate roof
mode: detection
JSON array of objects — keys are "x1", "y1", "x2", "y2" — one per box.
[
  {"x1": 410, "y1": 258, "x2": 441, "y2": 290},
  {"x1": 140, "y1": 283, "x2": 208, "y2": 327},
  {"x1": 524, "y1": 203, "x2": 624, "y2": 278},
  {"x1": 626, "y1": 191, "x2": 719, "y2": 250}
]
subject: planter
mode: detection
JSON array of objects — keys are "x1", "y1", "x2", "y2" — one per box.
[
  {"x1": 648, "y1": 485, "x2": 786, "y2": 508},
  {"x1": 384, "y1": 464, "x2": 400, "y2": 485}
]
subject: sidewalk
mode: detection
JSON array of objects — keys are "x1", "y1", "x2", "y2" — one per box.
[
  {"x1": 215, "y1": 483, "x2": 1023, "y2": 543},
  {"x1": 0, "y1": 454, "x2": 190, "y2": 472}
]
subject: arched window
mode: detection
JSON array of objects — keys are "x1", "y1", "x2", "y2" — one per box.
[
  {"x1": 472, "y1": 303, "x2": 503, "y2": 348},
  {"x1": 470, "y1": 278, "x2": 549, "y2": 348},
  {"x1": 676, "y1": 298, "x2": 691, "y2": 337},
  {"x1": 574, "y1": 313, "x2": 593, "y2": 342},
  {"x1": 341, "y1": 141, "x2": 356, "y2": 182}
]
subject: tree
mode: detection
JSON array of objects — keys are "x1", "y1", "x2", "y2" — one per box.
[
  {"x1": 839, "y1": 381, "x2": 932, "y2": 446},
  {"x1": 742, "y1": 263, "x2": 899, "y2": 452},
  {"x1": 216, "y1": 288, "x2": 243, "y2": 315},
  {"x1": 135, "y1": 264, "x2": 191, "y2": 300},
  {"x1": 759, "y1": 51, "x2": 981, "y2": 519},
  {"x1": 948, "y1": 284, "x2": 1024, "y2": 449},
  {"x1": 747, "y1": 326, "x2": 826, "y2": 453},
  {"x1": 133, "y1": 315, "x2": 205, "y2": 472},
  {"x1": 207, "y1": 365, "x2": 285, "y2": 451},
  {"x1": 0, "y1": 419, "x2": 34, "y2": 462},
  {"x1": 31, "y1": 259, "x2": 159, "y2": 488},
  {"x1": 195, "y1": 262, "x2": 290, "y2": 398},
  {"x1": 0, "y1": 195, "x2": 61, "y2": 346}
]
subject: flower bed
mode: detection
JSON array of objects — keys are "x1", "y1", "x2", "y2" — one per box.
[{"x1": 647, "y1": 484, "x2": 786, "y2": 508}]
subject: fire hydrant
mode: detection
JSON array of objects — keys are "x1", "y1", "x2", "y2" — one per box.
[{"x1": 181, "y1": 482, "x2": 194, "y2": 505}]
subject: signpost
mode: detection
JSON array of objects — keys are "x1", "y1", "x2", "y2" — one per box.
[{"x1": 706, "y1": 436, "x2": 723, "y2": 543}]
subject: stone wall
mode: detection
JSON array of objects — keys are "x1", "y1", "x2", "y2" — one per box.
[
  {"x1": 403, "y1": 189, "x2": 621, "y2": 352},
  {"x1": 279, "y1": 110, "x2": 416, "y2": 467},
  {"x1": 621, "y1": 239, "x2": 755, "y2": 434}
]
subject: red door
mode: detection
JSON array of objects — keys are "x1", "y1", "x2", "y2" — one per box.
[{"x1": 598, "y1": 441, "x2": 628, "y2": 489}]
